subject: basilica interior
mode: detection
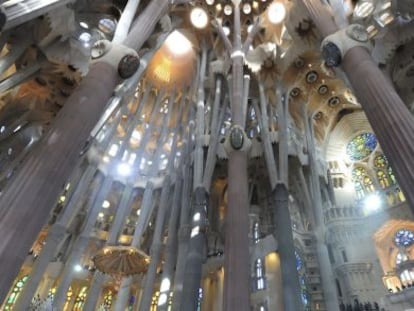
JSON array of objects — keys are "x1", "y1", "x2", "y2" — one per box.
[{"x1": 1, "y1": 0, "x2": 414, "y2": 310}]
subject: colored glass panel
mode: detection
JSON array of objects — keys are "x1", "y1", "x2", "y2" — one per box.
[
  {"x1": 346, "y1": 133, "x2": 377, "y2": 161},
  {"x1": 395, "y1": 229, "x2": 414, "y2": 247},
  {"x1": 4, "y1": 275, "x2": 28, "y2": 310}
]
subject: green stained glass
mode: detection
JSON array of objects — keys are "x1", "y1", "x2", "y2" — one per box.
[
  {"x1": 352, "y1": 167, "x2": 374, "y2": 198},
  {"x1": 4, "y1": 275, "x2": 28, "y2": 309},
  {"x1": 374, "y1": 154, "x2": 388, "y2": 168},
  {"x1": 346, "y1": 133, "x2": 377, "y2": 161}
]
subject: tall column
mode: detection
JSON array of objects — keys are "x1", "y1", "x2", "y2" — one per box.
[
  {"x1": 52, "y1": 177, "x2": 114, "y2": 310},
  {"x1": 193, "y1": 46, "x2": 207, "y2": 190},
  {"x1": 202, "y1": 76, "x2": 223, "y2": 190},
  {"x1": 256, "y1": 82, "x2": 278, "y2": 188},
  {"x1": 112, "y1": 0, "x2": 142, "y2": 44},
  {"x1": 171, "y1": 140, "x2": 193, "y2": 310},
  {"x1": 223, "y1": 4, "x2": 251, "y2": 310},
  {"x1": 157, "y1": 177, "x2": 183, "y2": 311},
  {"x1": 139, "y1": 181, "x2": 171, "y2": 311},
  {"x1": 113, "y1": 181, "x2": 155, "y2": 310},
  {"x1": 277, "y1": 92, "x2": 289, "y2": 185},
  {"x1": 181, "y1": 187, "x2": 209, "y2": 311},
  {"x1": 303, "y1": 108, "x2": 340, "y2": 311},
  {"x1": 0, "y1": 0, "x2": 171, "y2": 300},
  {"x1": 273, "y1": 183, "x2": 303, "y2": 311},
  {"x1": 114, "y1": 94, "x2": 177, "y2": 310},
  {"x1": 82, "y1": 184, "x2": 135, "y2": 311},
  {"x1": 13, "y1": 165, "x2": 98, "y2": 310},
  {"x1": 111, "y1": 87, "x2": 165, "y2": 310},
  {"x1": 301, "y1": 0, "x2": 414, "y2": 211}
]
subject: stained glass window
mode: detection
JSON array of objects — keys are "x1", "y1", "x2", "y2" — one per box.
[
  {"x1": 296, "y1": 251, "x2": 302, "y2": 271},
  {"x1": 395, "y1": 229, "x2": 414, "y2": 247},
  {"x1": 352, "y1": 167, "x2": 374, "y2": 199},
  {"x1": 389, "y1": 167, "x2": 397, "y2": 185},
  {"x1": 48, "y1": 287, "x2": 56, "y2": 299},
  {"x1": 103, "y1": 290, "x2": 113, "y2": 310},
  {"x1": 150, "y1": 291, "x2": 160, "y2": 311},
  {"x1": 377, "y1": 170, "x2": 390, "y2": 188},
  {"x1": 73, "y1": 286, "x2": 88, "y2": 311},
  {"x1": 295, "y1": 251, "x2": 310, "y2": 310},
  {"x1": 255, "y1": 258, "x2": 266, "y2": 290},
  {"x1": 63, "y1": 287, "x2": 73, "y2": 311},
  {"x1": 4, "y1": 275, "x2": 28, "y2": 310},
  {"x1": 395, "y1": 188, "x2": 406, "y2": 202},
  {"x1": 346, "y1": 133, "x2": 377, "y2": 161},
  {"x1": 374, "y1": 154, "x2": 388, "y2": 168},
  {"x1": 396, "y1": 252, "x2": 409, "y2": 265},
  {"x1": 374, "y1": 155, "x2": 396, "y2": 189}
]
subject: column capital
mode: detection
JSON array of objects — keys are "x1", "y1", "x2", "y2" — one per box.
[
  {"x1": 223, "y1": 125, "x2": 252, "y2": 155},
  {"x1": 321, "y1": 24, "x2": 372, "y2": 67},
  {"x1": 91, "y1": 40, "x2": 140, "y2": 79}
]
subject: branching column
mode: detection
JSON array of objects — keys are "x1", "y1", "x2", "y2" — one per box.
[
  {"x1": 222, "y1": 4, "x2": 251, "y2": 310},
  {"x1": 301, "y1": 0, "x2": 414, "y2": 211},
  {"x1": 13, "y1": 165, "x2": 97, "y2": 310},
  {"x1": 273, "y1": 184, "x2": 303, "y2": 310},
  {"x1": 256, "y1": 80, "x2": 303, "y2": 310},
  {"x1": 52, "y1": 177, "x2": 114, "y2": 310},
  {"x1": 181, "y1": 187, "x2": 209, "y2": 311},
  {"x1": 171, "y1": 116, "x2": 194, "y2": 310},
  {"x1": 303, "y1": 108, "x2": 340, "y2": 311},
  {"x1": 0, "y1": 0, "x2": 171, "y2": 301}
]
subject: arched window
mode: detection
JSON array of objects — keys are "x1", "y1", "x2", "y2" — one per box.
[
  {"x1": 73, "y1": 286, "x2": 88, "y2": 311},
  {"x1": 63, "y1": 287, "x2": 73, "y2": 311},
  {"x1": 253, "y1": 222, "x2": 260, "y2": 243},
  {"x1": 346, "y1": 133, "x2": 377, "y2": 161},
  {"x1": 150, "y1": 291, "x2": 160, "y2": 311},
  {"x1": 255, "y1": 258, "x2": 266, "y2": 290},
  {"x1": 376, "y1": 170, "x2": 390, "y2": 188},
  {"x1": 4, "y1": 275, "x2": 28, "y2": 310},
  {"x1": 351, "y1": 167, "x2": 374, "y2": 199},
  {"x1": 374, "y1": 155, "x2": 396, "y2": 188},
  {"x1": 102, "y1": 290, "x2": 113, "y2": 310},
  {"x1": 296, "y1": 251, "x2": 310, "y2": 310},
  {"x1": 396, "y1": 252, "x2": 414, "y2": 286}
]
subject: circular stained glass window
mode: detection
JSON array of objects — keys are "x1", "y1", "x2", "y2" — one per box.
[
  {"x1": 395, "y1": 229, "x2": 414, "y2": 247},
  {"x1": 346, "y1": 132, "x2": 377, "y2": 161}
]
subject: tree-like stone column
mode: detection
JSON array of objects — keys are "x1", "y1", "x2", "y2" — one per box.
[
  {"x1": 0, "y1": 0, "x2": 171, "y2": 301},
  {"x1": 300, "y1": 0, "x2": 414, "y2": 211},
  {"x1": 13, "y1": 165, "x2": 97, "y2": 310},
  {"x1": 273, "y1": 183, "x2": 304, "y2": 311}
]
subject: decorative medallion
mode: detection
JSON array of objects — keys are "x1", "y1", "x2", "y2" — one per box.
[
  {"x1": 328, "y1": 96, "x2": 340, "y2": 107},
  {"x1": 306, "y1": 71, "x2": 318, "y2": 83},
  {"x1": 318, "y1": 85, "x2": 328, "y2": 95},
  {"x1": 290, "y1": 87, "x2": 301, "y2": 97},
  {"x1": 230, "y1": 126, "x2": 244, "y2": 150},
  {"x1": 322, "y1": 41, "x2": 342, "y2": 67},
  {"x1": 118, "y1": 55, "x2": 140, "y2": 79}
]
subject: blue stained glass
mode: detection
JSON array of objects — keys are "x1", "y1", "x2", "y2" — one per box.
[
  {"x1": 302, "y1": 292, "x2": 309, "y2": 306},
  {"x1": 295, "y1": 251, "x2": 302, "y2": 271},
  {"x1": 346, "y1": 133, "x2": 377, "y2": 161},
  {"x1": 395, "y1": 229, "x2": 414, "y2": 247}
]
